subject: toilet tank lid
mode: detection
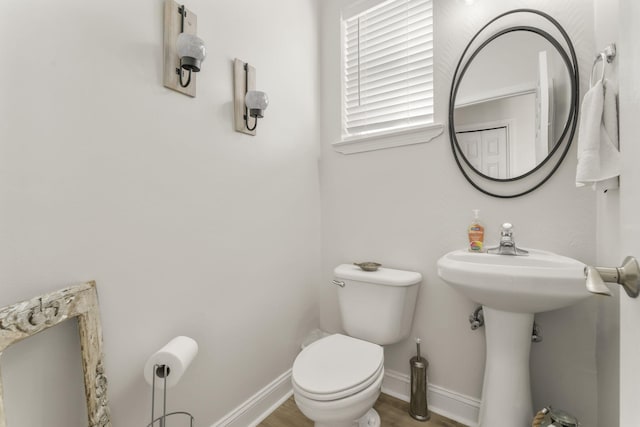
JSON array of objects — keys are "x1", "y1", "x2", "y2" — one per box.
[{"x1": 335, "y1": 264, "x2": 422, "y2": 286}]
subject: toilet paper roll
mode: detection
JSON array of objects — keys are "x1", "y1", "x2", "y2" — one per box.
[{"x1": 144, "y1": 336, "x2": 198, "y2": 388}]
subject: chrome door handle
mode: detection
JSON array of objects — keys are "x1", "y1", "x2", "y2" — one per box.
[{"x1": 332, "y1": 280, "x2": 345, "y2": 288}]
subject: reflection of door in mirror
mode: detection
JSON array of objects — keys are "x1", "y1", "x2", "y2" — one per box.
[
  {"x1": 456, "y1": 89, "x2": 537, "y2": 178},
  {"x1": 535, "y1": 50, "x2": 554, "y2": 163},
  {"x1": 456, "y1": 127, "x2": 509, "y2": 178}
]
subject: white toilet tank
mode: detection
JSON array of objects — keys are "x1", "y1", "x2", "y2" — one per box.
[{"x1": 334, "y1": 264, "x2": 422, "y2": 345}]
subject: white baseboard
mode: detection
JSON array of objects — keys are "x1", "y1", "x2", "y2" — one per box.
[
  {"x1": 211, "y1": 369, "x2": 293, "y2": 427},
  {"x1": 382, "y1": 369, "x2": 480, "y2": 427},
  {"x1": 211, "y1": 367, "x2": 480, "y2": 427}
]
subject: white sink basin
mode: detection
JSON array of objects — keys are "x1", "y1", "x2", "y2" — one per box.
[
  {"x1": 437, "y1": 248, "x2": 592, "y2": 426},
  {"x1": 437, "y1": 248, "x2": 590, "y2": 313}
]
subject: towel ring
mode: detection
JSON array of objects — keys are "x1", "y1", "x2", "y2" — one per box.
[
  {"x1": 590, "y1": 52, "x2": 607, "y2": 87},
  {"x1": 590, "y1": 43, "x2": 616, "y2": 87}
]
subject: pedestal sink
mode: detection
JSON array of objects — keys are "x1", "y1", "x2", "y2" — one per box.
[{"x1": 437, "y1": 249, "x2": 590, "y2": 427}]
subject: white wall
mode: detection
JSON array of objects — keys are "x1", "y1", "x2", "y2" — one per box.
[
  {"x1": 0, "y1": 0, "x2": 321, "y2": 425},
  {"x1": 319, "y1": 0, "x2": 600, "y2": 425}
]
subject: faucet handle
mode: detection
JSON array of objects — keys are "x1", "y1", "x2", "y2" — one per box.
[{"x1": 500, "y1": 223, "x2": 513, "y2": 238}]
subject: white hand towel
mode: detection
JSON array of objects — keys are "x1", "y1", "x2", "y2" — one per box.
[{"x1": 576, "y1": 79, "x2": 621, "y2": 188}]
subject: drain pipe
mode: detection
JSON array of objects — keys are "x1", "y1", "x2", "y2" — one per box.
[
  {"x1": 469, "y1": 307, "x2": 484, "y2": 330},
  {"x1": 531, "y1": 322, "x2": 542, "y2": 343},
  {"x1": 468, "y1": 307, "x2": 542, "y2": 343}
]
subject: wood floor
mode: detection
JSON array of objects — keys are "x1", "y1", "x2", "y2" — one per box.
[{"x1": 258, "y1": 393, "x2": 468, "y2": 427}]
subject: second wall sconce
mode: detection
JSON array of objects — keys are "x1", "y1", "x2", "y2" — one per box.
[
  {"x1": 163, "y1": 0, "x2": 206, "y2": 97},
  {"x1": 233, "y1": 59, "x2": 269, "y2": 135}
]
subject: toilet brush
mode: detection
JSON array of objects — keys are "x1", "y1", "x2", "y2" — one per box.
[{"x1": 409, "y1": 338, "x2": 430, "y2": 421}]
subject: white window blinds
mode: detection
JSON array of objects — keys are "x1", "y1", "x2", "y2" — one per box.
[{"x1": 342, "y1": 0, "x2": 434, "y2": 139}]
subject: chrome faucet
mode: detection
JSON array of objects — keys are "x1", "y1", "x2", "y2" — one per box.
[{"x1": 487, "y1": 223, "x2": 529, "y2": 256}]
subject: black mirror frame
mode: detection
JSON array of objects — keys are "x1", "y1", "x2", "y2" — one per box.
[{"x1": 448, "y1": 9, "x2": 579, "y2": 198}]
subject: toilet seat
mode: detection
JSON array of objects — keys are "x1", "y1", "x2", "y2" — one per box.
[{"x1": 292, "y1": 334, "x2": 384, "y2": 401}]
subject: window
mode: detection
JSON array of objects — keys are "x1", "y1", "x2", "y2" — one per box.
[{"x1": 337, "y1": 0, "x2": 441, "y2": 153}]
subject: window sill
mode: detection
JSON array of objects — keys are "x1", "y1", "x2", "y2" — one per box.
[{"x1": 332, "y1": 123, "x2": 444, "y2": 155}]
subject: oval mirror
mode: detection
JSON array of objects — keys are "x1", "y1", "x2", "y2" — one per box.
[{"x1": 449, "y1": 9, "x2": 579, "y2": 198}]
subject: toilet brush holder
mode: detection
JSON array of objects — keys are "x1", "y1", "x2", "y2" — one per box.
[{"x1": 409, "y1": 338, "x2": 430, "y2": 421}]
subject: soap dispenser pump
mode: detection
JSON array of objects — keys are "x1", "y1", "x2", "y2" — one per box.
[{"x1": 409, "y1": 338, "x2": 430, "y2": 421}]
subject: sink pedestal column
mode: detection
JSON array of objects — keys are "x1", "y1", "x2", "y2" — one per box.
[{"x1": 478, "y1": 307, "x2": 534, "y2": 427}]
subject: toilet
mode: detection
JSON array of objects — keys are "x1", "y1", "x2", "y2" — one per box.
[{"x1": 292, "y1": 264, "x2": 422, "y2": 427}]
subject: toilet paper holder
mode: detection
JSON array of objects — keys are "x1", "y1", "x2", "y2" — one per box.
[
  {"x1": 146, "y1": 364, "x2": 195, "y2": 427},
  {"x1": 144, "y1": 335, "x2": 198, "y2": 427}
]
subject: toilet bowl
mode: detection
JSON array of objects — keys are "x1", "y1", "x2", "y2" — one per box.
[
  {"x1": 291, "y1": 264, "x2": 422, "y2": 426},
  {"x1": 292, "y1": 334, "x2": 384, "y2": 427}
]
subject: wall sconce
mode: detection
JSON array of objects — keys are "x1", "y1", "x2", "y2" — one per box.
[
  {"x1": 233, "y1": 59, "x2": 269, "y2": 135},
  {"x1": 163, "y1": 0, "x2": 205, "y2": 97}
]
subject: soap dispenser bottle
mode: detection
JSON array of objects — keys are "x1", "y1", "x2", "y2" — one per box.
[{"x1": 468, "y1": 209, "x2": 485, "y2": 252}]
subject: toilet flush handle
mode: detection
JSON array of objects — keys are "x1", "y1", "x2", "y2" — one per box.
[{"x1": 332, "y1": 279, "x2": 345, "y2": 288}]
